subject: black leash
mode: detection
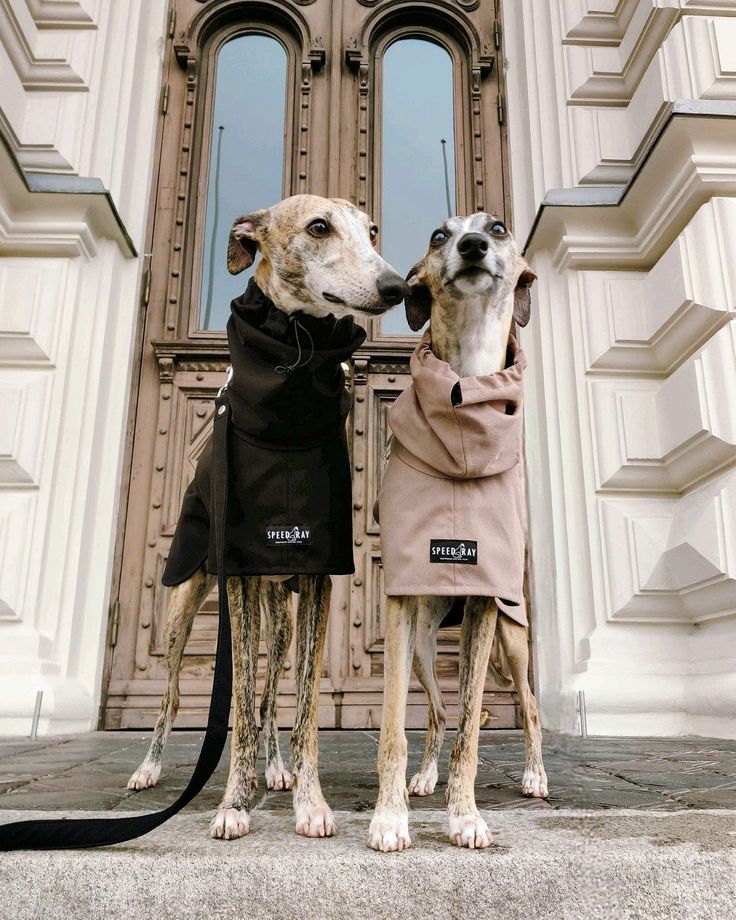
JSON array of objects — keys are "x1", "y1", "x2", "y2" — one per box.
[{"x1": 0, "y1": 392, "x2": 234, "y2": 851}]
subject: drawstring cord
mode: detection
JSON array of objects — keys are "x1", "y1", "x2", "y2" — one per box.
[{"x1": 275, "y1": 315, "x2": 315, "y2": 375}]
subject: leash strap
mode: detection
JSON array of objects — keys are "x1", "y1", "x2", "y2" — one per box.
[{"x1": 0, "y1": 393, "x2": 235, "y2": 851}]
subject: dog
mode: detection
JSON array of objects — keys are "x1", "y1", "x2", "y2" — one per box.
[
  {"x1": 127, "y1": 194, "x2": 407, "y2": 840},
  {"x1": 368, "y1": 213, "x2": 548, "y2": 852}
]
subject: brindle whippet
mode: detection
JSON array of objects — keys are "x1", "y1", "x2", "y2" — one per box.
[
  {"x1": 368, "y1": 213, "x2": 548, "y2": 852},
  {"x1": 127, "y1": 194, "x2": 407, "y2": 840}
]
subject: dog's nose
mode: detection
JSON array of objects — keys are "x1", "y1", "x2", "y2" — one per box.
[
  {"x1": 376, "y1": 272, "x2": 409, "y2": 306},
  {"x1": 457, "y1": 233, "x2": 489, "y2": 262}
]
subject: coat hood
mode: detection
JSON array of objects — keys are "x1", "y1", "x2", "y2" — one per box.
[
  {"x1": 388, "y1": 331, "x2": 526, "y2": 479},
  {"x1": 226, "y1": 278, "x2": 366, "y2": 447}
]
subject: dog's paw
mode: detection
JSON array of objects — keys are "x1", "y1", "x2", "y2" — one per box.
[
  {"x1": 521, "y1": 764, "x2": 548, "y2": 798},
  {"x1": 367, "y1": 811, "x2": 411, "y2": 852},
  {"x1": 265, "y1": 761, "x2": 293, "y2": 791},
  {"x1": 127, "y1": 761, "x2": 161, "y2": 791},
  {"x1": 295, "y1": 803, "x2": 336, "y2": 838},
  {"x1": 209, "y1": 807, "x2": 250, "y2": 840},
  {"x1": 408, "y1": 762, "x2": 438, "y2": 797},
  {"x1": 448, "y1": 813, "x2": 492, "y2": 849}
]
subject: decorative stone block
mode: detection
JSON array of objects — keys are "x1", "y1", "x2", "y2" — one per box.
[{"x1": 599, "y1": 470, "x2": 736, "y2": 622}]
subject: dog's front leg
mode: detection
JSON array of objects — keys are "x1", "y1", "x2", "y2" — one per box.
[
  {"x1": 368, "y1": 595, "x2": 418, "y2": 852},
  {"x1": 128, "y1": 569, "x2": 214, "y2": 791},
  {"x1": 210, "y1": 576, "x2": 261, "y2": 840},
  {"x1": 260, "y1": 580, "x2": 293, "y2": 791},
  {"x1": 291, "y1": 574, "x2": 335, "y2": 837},
  {"x1": 446, "y1": 597, "x2": 497, "y2": 849}
]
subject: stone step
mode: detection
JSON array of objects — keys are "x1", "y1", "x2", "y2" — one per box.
[{"x1": 1, "y1": 808, "x2": 734, "y2": 920}]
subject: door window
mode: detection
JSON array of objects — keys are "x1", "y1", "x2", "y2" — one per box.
[
  {"x1": 199, "y1": 34, "x2": 287, "y2": 330},
  {"x1": 379, "y1": 38, "x2": 457, "y2": 335}
]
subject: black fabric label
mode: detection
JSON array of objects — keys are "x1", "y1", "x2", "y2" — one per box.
[
  {"x1": 429, "y1": 539, "x2": 478, "y2": 564},
  {"x1": 266, "y1": 526, "x2": 312, "y2": 546}
]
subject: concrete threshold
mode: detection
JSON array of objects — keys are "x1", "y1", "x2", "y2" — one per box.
[{"x1": 1, "y1": 808, "x2": 735, "y2": 920}]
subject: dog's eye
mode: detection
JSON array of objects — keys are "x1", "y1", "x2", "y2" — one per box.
[
  {"x1": 489, "y1": 222, "x2": 507, "y2": 236},
  {"x1": 307, "y1": 219, "x2": 331, "y2": 238},
  {"x1": 430, "y1": 229, "x2": 448, "y2": 246},
  {"x1": 369, "y1": 225, "x2": 379, "y2": 242}
]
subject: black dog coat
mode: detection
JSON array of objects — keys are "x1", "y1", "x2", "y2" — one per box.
[{"x1": 162, "y1": 278, "x2": 366, "y2": 585}]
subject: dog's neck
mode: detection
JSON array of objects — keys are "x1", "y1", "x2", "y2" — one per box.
[{"x1": 429, "y1": 290, "x2": 514, "y2": 378}]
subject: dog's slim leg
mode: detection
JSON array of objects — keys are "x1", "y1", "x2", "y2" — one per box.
[
  {"x1": 291, "y1": 574, "x2": 335, "y2": 837},
  {"x1": 210, "y1": 576, "x2": 261, "y2": 839},
  {"x1": 497, "y1": 614, "x2": 548, "y2": 798},
  {"x1": 446, "y1": 597, "x2": 497, "y2": 848},
  {"x1": 409, "y1": 596, "x2": 450, "y2": 797},
  {"x1": 368, "y1": 595, "x2": 418, "y2": 852},
  {"x1": 128, "y1": 568, "x2": 214, "y2": 791},
  {"x1": 260, "y1": 580, "x2": 293, "y2": 791}
]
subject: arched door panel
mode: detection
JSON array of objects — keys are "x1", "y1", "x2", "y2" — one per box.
[{"x1": 102, "y1": 0, "x2": 520, "y2": 731}]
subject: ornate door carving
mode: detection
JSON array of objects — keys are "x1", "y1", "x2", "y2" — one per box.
[{"x1": 102, "y1": 0, "x2": 520, "y2": 730}]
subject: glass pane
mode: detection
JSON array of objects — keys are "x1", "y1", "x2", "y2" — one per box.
[
  {"x1": 199, "y1": 34, "x2": 286, "y2": 330},
  {"x1": 380, "y1": 38, "x2": 456, "y2": 335}
]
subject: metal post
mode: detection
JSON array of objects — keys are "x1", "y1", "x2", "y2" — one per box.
[
  {"x1": 30, "y1": 690, "x2": 43, "y2": 740},
  {"x1": 440, "y1": 138, "x2": 452, "y2": 219},
  {"x1": 577, "y1": 689, "x2": 588, "y2": 739}
]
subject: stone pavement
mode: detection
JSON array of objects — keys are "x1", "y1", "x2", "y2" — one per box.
[
  {"x1": 1, "y1": 731, "x2": 735, "y2": 920},
  {"x1": 1, "y1": 729, "x2": 735, "y2": 813}
]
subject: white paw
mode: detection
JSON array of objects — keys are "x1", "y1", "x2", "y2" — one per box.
[
  {"x1": 295, "y1": 803, "x2": 336, "y2": 838},
  {"x1": 522, "y1": 765, "x2": 548, "y2": 798},
  {"x1": 209, "y1": 807, "x2": 250, "y2": 840},
  {"x1": 127, "y1": 761, "x2": 161, "y2": 791},
  {"x1": 448, "y1": 813, "x2": 492, "y2": 849},
  {"x1": 408, "y1": 762, "x2": 438, "y2": 796},
  {"x1": 367, "y1": 810, "x2": 411, "y2": 852},
  {"x1": 265, "y1": 761, "x2": 293, "y2": 791}
]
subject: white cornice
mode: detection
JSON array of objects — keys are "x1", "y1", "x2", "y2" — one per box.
[
  {"x1": 0, "y1": 137, "x2": 135, "y2": 257},
  {"x1": 525, "y1": 104, "x2": 736, "y2": 270}
]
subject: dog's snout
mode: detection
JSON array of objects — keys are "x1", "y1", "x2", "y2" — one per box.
[
  {"x1": 376, "y1": 272, "x2": 409, "y2": 307},
  {"x1": 457, "y1": 233, "x2": 488, "y2": 262}
]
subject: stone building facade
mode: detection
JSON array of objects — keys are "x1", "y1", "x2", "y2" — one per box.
[{"x1": 0, "y1": 0, "x2": 734, "y2": 736}]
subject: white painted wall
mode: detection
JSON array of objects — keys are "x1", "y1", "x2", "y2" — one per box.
[
  {"x1": 0, "y1": 0, "x2": 167, "y2": 734},
  {"x1": 504, "y1": 0, "x2": 736, "y2": 737}
]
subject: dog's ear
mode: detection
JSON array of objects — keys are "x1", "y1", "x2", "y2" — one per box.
[
  {"x1": 227, "y1": 209, "x2": 269, "y2": 275},
  {"x1": 405, "y1": 261, "x2": 432, "y2": 332},
  {"x1": 513, "y1": 265, "x2": 536, "y2": 327}
]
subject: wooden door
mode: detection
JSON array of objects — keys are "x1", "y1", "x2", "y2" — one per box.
[{"x1": 101, "y1": 0, "x2": 520, "y2": 729}]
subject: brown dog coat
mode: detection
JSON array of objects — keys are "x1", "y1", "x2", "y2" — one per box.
[{"x1": 378, "y1": 330, "x2": 528, "y2": 625}]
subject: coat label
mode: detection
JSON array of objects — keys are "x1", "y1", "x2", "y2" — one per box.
[
  {"x1": 429, "y1": 539, "x2": 478, "y2": 564},
  {"x1": 266, "y1": 526, "x2": 312, "y2": 546}
]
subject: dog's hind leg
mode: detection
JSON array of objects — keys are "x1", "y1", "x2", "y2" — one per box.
[
  {"x1": 368, "y1": 595, "x2": 418, "y2": 852},
  {"x1": 497, "y1": 614, "x2": 548, "y2": 798},
  {"x1": 210, "y1": 576, "x2": 261, "y2": 839},
  {"x1": 446, "y1": 597, "x2": 497, "y2": 849},
  {"x1": 408, "y1": 596, "x2": 451, "y2": 797},
  {"x1": 260, "y1": 580, "x2": 293, "y2": 791},
  {"x1": 291, "y1": 574, "x2": 335, "y2": 838},
  {"x1": 128, "y1": 567, "x2": 214, "y2": 791}
]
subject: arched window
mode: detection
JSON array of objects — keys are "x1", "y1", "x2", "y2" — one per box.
[
  {"x1": 198, "y1": 34, "x2": 287, "y2": 330},
  {"x1": 379, "y1": 37, "x2": 457, "y2": 335}
]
